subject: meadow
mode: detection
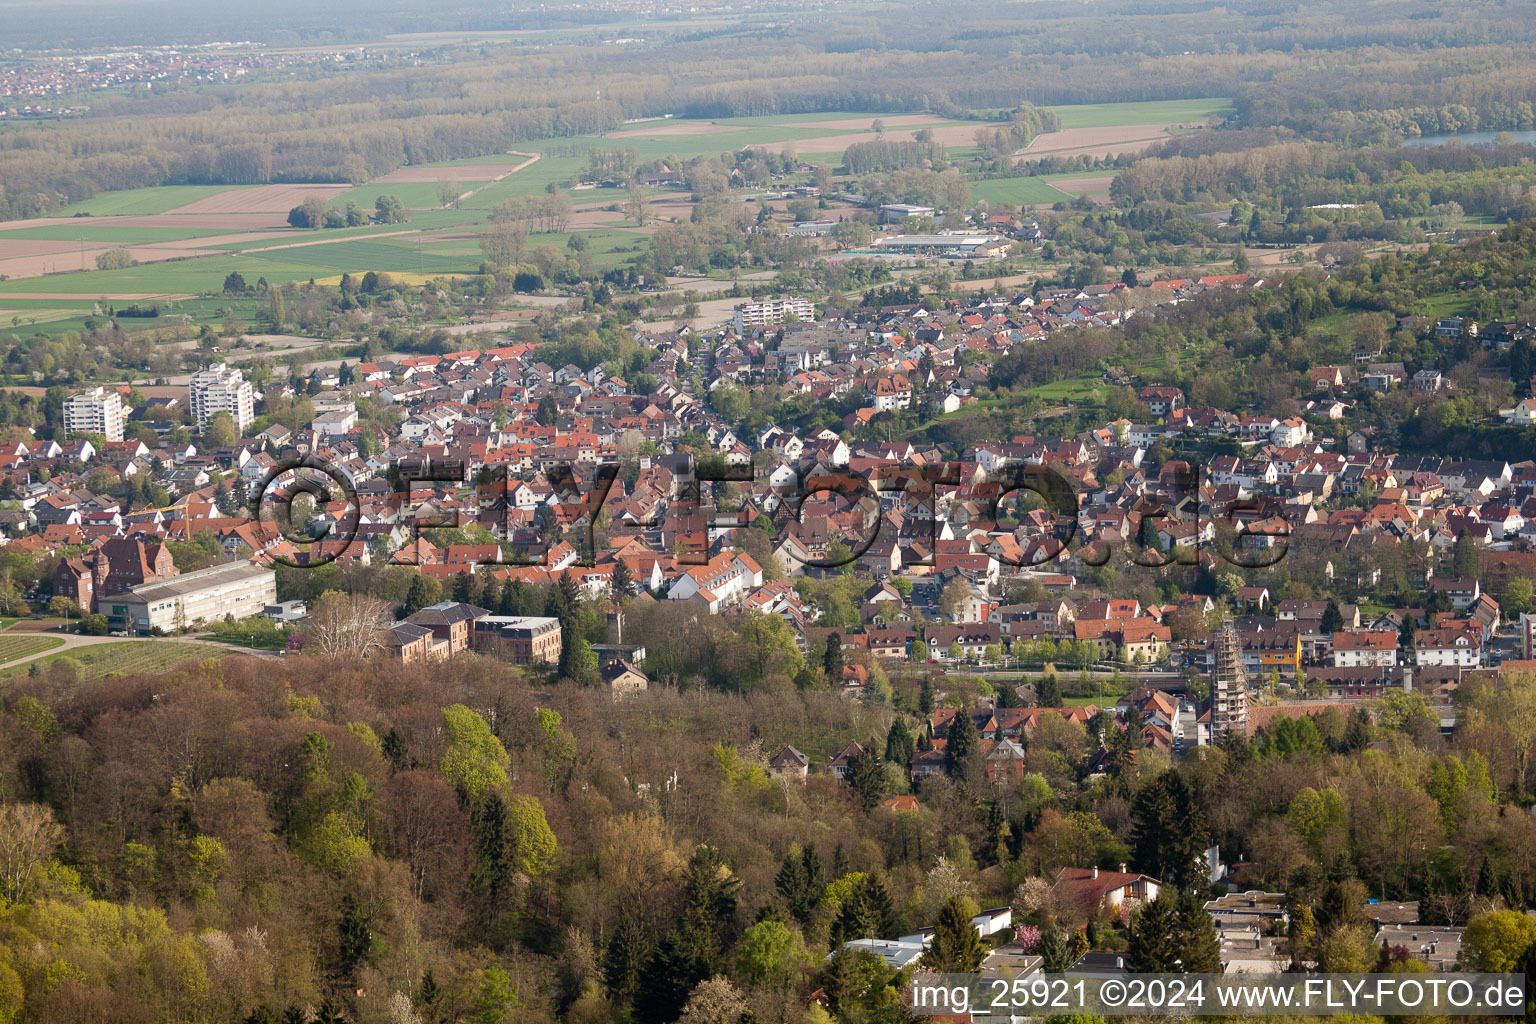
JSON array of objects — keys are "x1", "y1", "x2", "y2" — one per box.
[
  {"x1": 968, "y1": 177, "x2": 1075, "y2": 206},
  {"x1": 1046, "y1": 97, "x2": 1235, "y2": 129}
]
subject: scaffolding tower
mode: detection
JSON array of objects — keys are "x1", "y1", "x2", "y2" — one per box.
[{"x1": 1211, "y1": 619, "x2": 1248, "y2": 743}]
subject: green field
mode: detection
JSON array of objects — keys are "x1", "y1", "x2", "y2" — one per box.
[
  {"x1": 335, "y1": 180, "x2": 489, "y2": 211},
  {"x1": 241, "y1": 236, "x2": 481, "y2": 275},
  {"x1": 0, "y1": 636, "x2": 63, "y2": 663},
  {"x1": 1047, "y1": 98, "x2": 1235, "y2": 130},
  {"x1": 242, "y1": 227, "x2": 643, "y2": 276},
  {"x1": 686, "y1": 111, "x2": 916, "y2": 127},
  {"x1": 53, "y1": 185, "x2": 255, "y2": 217},
  {"x1": 0, "y1": 640, "x2": 229, "y2": 680},
  {"x1": 968, "y1": 177, "x2": 1073, "y2": 205},
  {"x1": 0, "y1": 253, "x2": 332, "y2": 296}
]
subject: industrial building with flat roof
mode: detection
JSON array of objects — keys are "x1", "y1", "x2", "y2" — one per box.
[
  {"x1": 105, "y1": 560, "x2": 277, "y2": 634},
  {"x1": 871, "y1": 232, "x2": 1010, "y2": 257}
]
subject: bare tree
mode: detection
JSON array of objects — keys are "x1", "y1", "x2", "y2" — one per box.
[
  {"x1": 480, "y1": 219, "x2": 529, "y2": 268},
  {"x1": 0, "y1": 802, "x2": 63, "y2": 903},
  {"x1": 307, "y1": 592, "x2": 388, "y2": 659},
  {"x1": 625, "y1": 182, "x2": 649, "y2": 226}
]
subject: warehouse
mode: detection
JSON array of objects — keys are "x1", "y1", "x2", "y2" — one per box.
[{"x1": 872, "y1": 232, "x2": 1010, "y2": 258}]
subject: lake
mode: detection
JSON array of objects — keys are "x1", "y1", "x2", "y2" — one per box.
[{"x1": 1401, "y1": 129, "x2": 1536, "y2": 148}]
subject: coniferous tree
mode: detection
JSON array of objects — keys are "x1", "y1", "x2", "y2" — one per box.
[
  {"x1": 470, "y1": 791, "x2": 515, "y2": 940},
  {"x1": 1038, "y1": 928, "x2": 1075, "y2": 971},
  {"x1": 847, "y1": 745, "x2": 884, "y2": 813},
  {"x1": 1342, "y1": 705, "x2": 1372, "y2": 752},
  {"x1": 480, "y1": 575, "x2": 503, "y2": 613},
  {"x1": 1130, "y1": 770, "x2": 1209, "y2": 889},
  {"x1": 636, "y1": 848, "x2": 742, "y2": 1023},
  {"x1": 919, "y1": 676, "x2": 935, "y2": 715},
  {"x1": 418, "y1": 970, "x2": 441, "y2": 1010},
  {"x1": 635, "y1": 931, "x2": 708, "y2": 1024},
  {"x1": 885, "y1": 717, "x2": 915, "y2": 768},
  {"x1": 823, "y1": 632, "x2": 844, "y2": 682},
  {"x1": 381, "y1": 727, "x2": 411, "y2": 771},
  {"x1": 1124, "y1": 703, "x2": 1145, "y2": 747},
  {"x1": 1175, "y1": 892, "x2": 1222, "y2": 971},
  {"x1": 405, "y1": 572, "x2": 441, "y2": 614},
  {"x1": 1037, "y1": 673, "x2": 1062, "y2": 707},
  {"x1": 603, "y1": 914, "x2": 649, "y2": 1004},
  {"x1": 335, "y1": 892, "x2": 372, "y2": 981},
  {"x1": 830, "y1": 873, "x2": 896, "y2": 946},
  {"x1": 775, "y1": 845, "x2": 825, "y2": 923},
  {"x1": 945, "y1": 707, "x2": 979, "y2": 778},
  {"x1": 801, "y1": 844, "x2": 824, "y2": 899},
  {"x1": 499, "y1": 579, "x2": 523, "y2": 616},
  {"x1": 923, "y1": 897, "x2": 986, "y2": 971},
  {"x1": 611, "y1": 559, "x2": 635, "y2": 599},
  {"x1": 1129, "y1": 889, "x2": 1223, "y2": 971},
  {"x1": 1127, "y1": 891, "x2": 1182, "y2": 970}
]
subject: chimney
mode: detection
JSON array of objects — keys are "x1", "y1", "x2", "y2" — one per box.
[
  {"x1": 1119, "y1": 862, "x2": 1128, "y2": 873},
  {"x1": 1091, "y1": 866, "x2": 1098, "y2": 879}
]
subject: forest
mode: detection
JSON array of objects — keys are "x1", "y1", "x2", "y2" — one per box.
[{"x1": 5, "y1": 596, "x2": 1536, "y2": 1024}]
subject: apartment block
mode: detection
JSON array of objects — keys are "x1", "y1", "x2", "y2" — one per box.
[
  {"x1": 63, "y1": 386, "x2": 126, "y2": 442},
  {"x1": 733, "y1": 296, "x2": 814, "y2": 335},
  {"x1": 189, "y1": 362, "x2": 255, "y2": 434}
]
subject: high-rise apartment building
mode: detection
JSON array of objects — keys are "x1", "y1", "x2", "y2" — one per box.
[
  {"x1": 189, "y1": 363, "x2": 255, "y2": 434},
  {"x1": 62, "y1": 386, "x2": 126, "y2": 442}
]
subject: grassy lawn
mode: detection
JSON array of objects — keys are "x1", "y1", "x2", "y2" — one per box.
[
  {"x1": 0, "y1": 641, "x2": 228, "y2": 680},
  {"x1": 1046, "y1": 98, "x2": 1235, "y2": 130},
  {"x1": 53, "y1": 185, "x2": 253, "y2": 217},
  {"x1": 0, "y1": 636, "x2": 63, "y2": 663},
  {"x1": 1029, "y1": 376, "x2": 1108, "y2": 403},
  {"x1": 968, "y1": 177, "x2": 1073, "y2": 206},
  {"x1": 1415, "y1": 291, "x2": 1475, "y2": 318}
]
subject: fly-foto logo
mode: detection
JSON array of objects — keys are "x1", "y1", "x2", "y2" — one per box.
[{"x1": 248, "y1": 453, "x2": 1291, "y2": 571}]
